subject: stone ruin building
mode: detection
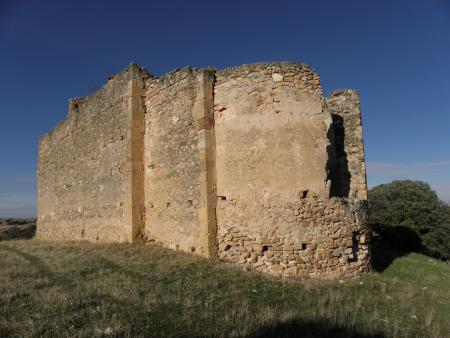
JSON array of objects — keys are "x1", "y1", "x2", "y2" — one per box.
[{"x1": 37, "y1": 61, "x2": 370, "y2": 279}]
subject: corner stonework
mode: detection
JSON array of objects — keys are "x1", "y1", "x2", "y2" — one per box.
[{"x1": 127, "y1": 64, "x2": 146, "y2": 243}]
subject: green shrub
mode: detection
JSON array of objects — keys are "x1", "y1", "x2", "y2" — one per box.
[
  {"x1": 0, "y1": 224, "x2": 36, "y2": 241},
  {"x1": 368, "y1": 180, "x2": 450, "y2": 260}
]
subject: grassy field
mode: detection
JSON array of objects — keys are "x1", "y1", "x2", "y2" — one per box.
[{"x1": 0, "y1": 240, "x2": 448, "y2": 338}]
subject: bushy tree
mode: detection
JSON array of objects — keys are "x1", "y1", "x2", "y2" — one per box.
[{"x1": 369, "y1": 180, "x2": 450, "y2": 260}]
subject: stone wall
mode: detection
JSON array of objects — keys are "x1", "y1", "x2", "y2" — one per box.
[
  {"x1": 217, "y1": 196, "x2": 370, "y2": 278},
  {"x1": 325, "y1": 90, "x2": 367, "y2": 200},
  {"x1": 142, "y1": 68, "x2": 216, "y2": 255},
  {"x1": 37, "y1": 61, "x2": 370, "y2": 279},
  {"x1": 214, "y1": 63, "x2": 329, "y2": 202},
  {"x1": 213, "y1": 63, "x2": 369, "y2": 278},
  {"x1": 37, "y1": 64, "x2": 147, "y2": 242}
]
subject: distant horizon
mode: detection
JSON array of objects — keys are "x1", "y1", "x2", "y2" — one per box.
[{"x1": 1, "y1": 0, "x2": 449, "y2": 217}]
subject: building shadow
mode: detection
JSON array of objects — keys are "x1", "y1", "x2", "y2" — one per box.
[
  {"x1": 247, "y1": 317, "x2": 385, "y2": 338},
  {"x1": 369, "y1": 223, "x2": 422, "y2": 272}
]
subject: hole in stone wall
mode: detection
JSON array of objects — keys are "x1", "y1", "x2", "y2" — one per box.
[
  {"x1": 191, "y1": 246, "x2": 196, "y2": 253},
  {"x1": 262, "y1": 245, "x2": 269, "y2": 252},
  {"x1": 301, "y1": 243, "x2": 307, "y2": 250},
  {"x1": 224, "y1": 245, "x2": 231, "y2": 251},
  {"x1": 218, "y1": 196, "x2": 227, "y2": 201},
  {"x1": 302, "y1": 190, "x2": 309, "y2": 199},
  {"x1": 349, "y1": 232, "x2": 359, "y2": 262},
  {"x1": 166, "y1": 202, "x2": 170, "y2": 208},
  {"x1": 328, "y1": 114, "x2": 351, "y2": 198}
]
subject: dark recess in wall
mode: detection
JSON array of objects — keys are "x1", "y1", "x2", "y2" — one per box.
[{"x1": 329, "y1": 114, "x2": 351, "y2": 198}]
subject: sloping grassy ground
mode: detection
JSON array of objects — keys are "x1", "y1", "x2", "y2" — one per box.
[{"x1": 0, "y1": 240, "x2": 448, "y2": 338}]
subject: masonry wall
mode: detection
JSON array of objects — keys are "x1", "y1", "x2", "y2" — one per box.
[
  {"x1": 325, "y1": 90, "x2": 367, "y2": 200},
  {"x1": 213, "y1": 63, "x2": 369, "y2": 278},
  {"x1": 37, "y1": 64, "x2": 146, "y2": 242},
  {"x1": 214, "y1": 63, "x2": 328, "y2": 203},
  {"x1": 37, "y1": 61, "x2": 370, "y2": 279},
  {"x1": 142, "y1": 68, "x2": 216, "y2": 255},
  {"x1": 216, "y1": 196, "x2": 370, "y2": 278}
]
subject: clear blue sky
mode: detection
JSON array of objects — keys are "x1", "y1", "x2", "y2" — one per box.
[{"x1": 1, "y1": 0, "x2": 450, "y2": 217}]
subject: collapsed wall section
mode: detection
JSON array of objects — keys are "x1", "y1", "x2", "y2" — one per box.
[
  {"x1": 325, "y1": 90, "x2": 367, "y2": 200},
  {"x1": 142, "y1": 68, "x2": 216, "y2": 255},
  {"x1": 37, "y1": 64, "x2": 147, "y2": 242}
]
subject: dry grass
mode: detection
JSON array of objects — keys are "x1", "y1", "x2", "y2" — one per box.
[{"x1": 0, "y1": 240, "x2": 448, "y2": 337}]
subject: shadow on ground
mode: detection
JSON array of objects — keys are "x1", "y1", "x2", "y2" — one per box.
[
  {"x1": 369, "y1": 223, "x2": 421, "y2": 272},
  {"x1": 248, "y1": 318, "x2": 385, "y2": 338}
]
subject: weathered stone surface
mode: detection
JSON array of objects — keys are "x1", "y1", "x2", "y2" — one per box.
[
  {"x1": 142, "y1": 67, "x2": 216, "y2": 255},
  {"x1": 324, "y1": 90, "x2": 367, "y2": 200},
  {"x1": 37, "y1": 64, "x2": 148, "y2": 243},
  {"x1": 37, "y1": 61, "x2": 370, "y2": 279}
]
